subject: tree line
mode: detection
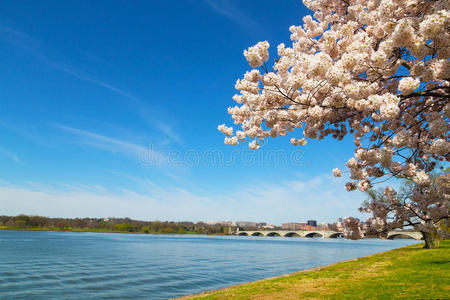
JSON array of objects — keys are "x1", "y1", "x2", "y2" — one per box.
[{"x1": 0, "y1": 215, "x2": 231, "y2": 235}]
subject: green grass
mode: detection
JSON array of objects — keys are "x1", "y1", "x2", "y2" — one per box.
[{"x1": 182, "y1": 240, "x2": 450, "y2": 299}]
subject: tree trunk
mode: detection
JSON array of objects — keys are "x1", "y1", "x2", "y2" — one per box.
[{"x1": 421, "y1": 231, "x2": 439, "y2": 249}]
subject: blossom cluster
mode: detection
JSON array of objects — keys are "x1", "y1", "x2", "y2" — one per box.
[{"x1": 337, "y1": 217, "x2": 364, "y2": 240}]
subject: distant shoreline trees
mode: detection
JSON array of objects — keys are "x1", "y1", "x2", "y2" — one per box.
[{"x1": 0, "y1": 215, "x2": 230, "y2": 235}]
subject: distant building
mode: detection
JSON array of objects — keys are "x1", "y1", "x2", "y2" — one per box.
[
  {"x1": 307, "y1": 220, "x2": 317, "y2": 227},
  {"x1": 207, "y1": 221, "x2": 233, "y2": 226},
  {"x1": 300, "y1": 225, "x2": 317, "y2": 231},
  {"x1": 235, "y1": 221, "x2": 257, "y2": 228},
  {"x1": 256, "y1": 222, "x2": 267, "y2": 228},
  {"x1": 282, "y1": 222, "x2": 304, "y2": 230},
  {"x1": 263, "y1": 224, "x2": 275, "y2": 229}
]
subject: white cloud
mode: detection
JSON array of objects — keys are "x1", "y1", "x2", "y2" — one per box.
[{"x1": 0, "y1": 174, "x2": 368, "y2": 224}]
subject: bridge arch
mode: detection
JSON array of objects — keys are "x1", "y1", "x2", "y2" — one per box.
[
  {"x1": 237, "y1": 232, "x2": 248, "y2": 236},
  {"x1": 305, "y1": 232, "x2": 323, "y2": 238},
  {"x1": 387, "y1": 233, "x2": 416, "y2": 240},
  {"x1": 329, "y1": 232, "x2": 344, "y2": 238},
  {"x1": 284, "y1": 232, "x2": 300, "y2": 237},
  {"x1": 266, "y1": 232, "x2": 281, "y2": 237},
  {"x1": 251, "y1": 232, "x2": 264, "y2": 236}
]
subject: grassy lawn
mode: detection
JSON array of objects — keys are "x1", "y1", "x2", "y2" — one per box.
[{"x1": 183, "y1": 240, "x2": 450, "y2": 299}]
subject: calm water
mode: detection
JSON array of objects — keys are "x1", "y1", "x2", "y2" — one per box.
[{"x1": 0, "y1": 230, "x2": 419, "y2": 299}]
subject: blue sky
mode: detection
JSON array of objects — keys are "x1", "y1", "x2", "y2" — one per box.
[{"x1": 0, "y1": 0, "x2": 368, "y2": 224}]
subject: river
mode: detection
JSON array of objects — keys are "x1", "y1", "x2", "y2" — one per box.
[{"x1": 0, "y1": 230, "x2": 419, "y2": 299}]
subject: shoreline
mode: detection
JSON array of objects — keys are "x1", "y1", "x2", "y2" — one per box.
[
  {"x1": 0, "y1": 226, "x2": 415, "y2": 239},
  {"x1": 177, "y1": 240, "x2": 448, "y2": 299},
  {"x1": 175, "y1": 247, "x2": 407, "y2": 299},
  {"x1": 176, "y1": 260, "x2": 361, "y2": 299},
  {"x1": 0, "y1": 226, "x2": 226, "y2": 236}
]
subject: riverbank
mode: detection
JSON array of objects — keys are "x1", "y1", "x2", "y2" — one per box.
[
  {"x1": 0, "y1": 226, "x2": 226, "y2": 236},
  {"x1": 180, "y1": 240, "x2": 450, "y2": 299}
]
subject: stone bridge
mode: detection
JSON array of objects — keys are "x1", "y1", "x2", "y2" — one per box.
[{"x1": 236, "y1": 230, "x2": 423, "y2": 240}]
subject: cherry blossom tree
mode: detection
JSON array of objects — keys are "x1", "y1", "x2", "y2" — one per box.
[
  {"x1": 218, "y1": 0, "x2": 449, "y2": 248},
  {"x1": 358, "y1": 171, "x2": 450, "y2": 248}
]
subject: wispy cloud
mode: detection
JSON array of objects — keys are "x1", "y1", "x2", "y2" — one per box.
[
  {"x1": 0, "y1": 25, "x2": 138, "y2": 102},
  {"x1": 0, "y1": 25, "x2": 42, "y2": 54},
  {"x1": 58, "y1": 183, "x2": 108, "y2": 194},
  {"x1": 0, "y1": 25, "x2": 181, "y2": 145},
  {"x1": 151, "y1": 121, "x2": 183, "y2": 145},
  {"x1": 0, "y1": 121, "x2": 50, "y2": 147},
  {"x1": 54, "y1": 124, "x2": 165, "y2": 165},
  {"x1": 203, "y1": 0, "x2": 264, "y2": 34},
  {"x1": 24, "y1": 181, "x2": 58, "y2": 194},
  {"x1": 0, "y1": 146, "x2": 21, "y2": 163},
  {"x1": 106, "y1": 170, "x2": 188, "y2": 198},
  {"x1": 50, "y1": 66, "x2": 182, "y2": 145},
  {"x1": 49, "y1": 63, "x2": 140, "y2": 102},
  {"x1": 132, "y1": 103, "x2": 183, "y2": 145},
  {"x1": 56, "y1": 124, "x2": 146, "y2": 153}
]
